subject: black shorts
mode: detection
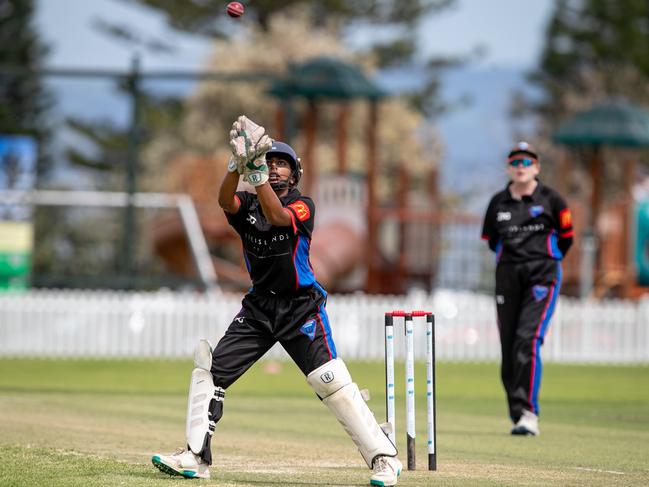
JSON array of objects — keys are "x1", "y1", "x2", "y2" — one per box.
[{"x1": 210, "y1": 284, "x2": 337, "y2": 389}]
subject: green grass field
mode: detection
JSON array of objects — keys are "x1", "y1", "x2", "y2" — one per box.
[{"x1": 0, "y1": 359, "x2": 648, "y2": 486}]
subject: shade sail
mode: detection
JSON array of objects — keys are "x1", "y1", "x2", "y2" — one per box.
[
  {"x1": 553, "y1": 100, "x2": 649, "y2": 147},
  {"x1": 268, "y1": 56, "x2": 386, "y2": 100}
]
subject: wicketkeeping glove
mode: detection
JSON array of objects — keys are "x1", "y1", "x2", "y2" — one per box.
[
  {"x1": 228, "y1": 115, "x2": 273, "y2": 174},
  {"x1": 243, "y1": 155, "x2": 269, "y2": 187}
]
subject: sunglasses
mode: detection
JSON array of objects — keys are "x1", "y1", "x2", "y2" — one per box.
[{"x1": 509, "y1": 158, "x2": 535, "y2": 167}]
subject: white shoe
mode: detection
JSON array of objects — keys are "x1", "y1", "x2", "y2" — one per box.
[
  {"x1": 511, "y1": 409, "x2": 539, "y2": 436},
  {"x1": 151, "y1": 449, "x2": 210, "y2": 479},
  {"x1": 370, "y1": 456, "x2": 402, "y2": 486}
]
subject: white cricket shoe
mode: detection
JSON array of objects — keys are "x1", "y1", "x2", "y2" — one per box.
[
  {"x1": 370, "y1": 456, "x2": 402, "y2": 487},
  {"x1": 511, "y1": 409, "x2": 539, "y2": 436},
  {"x1": 151, "y1": 449, "x2": 210, "y2": 479}
]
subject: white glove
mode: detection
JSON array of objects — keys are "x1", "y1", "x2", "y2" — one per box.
[
  {"x1": 229, "y1": 115, "x2": 274, "y2": 170},
  {"x1": 227, "y1": 157, "x2": 240, "y2": 173},
  {"x1": 243, "y1": 155, "x2": 269, "y2": 187},
  {"x1": 228, "y1": 122, "x2": 247, "y2": 173}
]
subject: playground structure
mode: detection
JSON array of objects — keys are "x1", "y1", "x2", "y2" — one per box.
[
  {"x1": 152, "y1": 58, "x2": 440, "y2": 294},
  {"x1": 17, "y1": 60, "x2": 644, "y2": 297},
  {"x1": 554, "y1": 100, "x2": 649, "y2": 298},
  {"x1": 153, "y1": 67, "x2": 649, "y2": 298}
]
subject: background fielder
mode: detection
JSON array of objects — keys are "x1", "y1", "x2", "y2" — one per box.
[{"x1": 481, "y1": 141, "x2": 574, "y2": 436}]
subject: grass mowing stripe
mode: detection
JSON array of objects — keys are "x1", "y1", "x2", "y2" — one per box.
[{"x1": 0, "y1": 359, "x2": 647, "y2": 486}]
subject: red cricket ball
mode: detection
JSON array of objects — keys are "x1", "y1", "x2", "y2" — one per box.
[{"x1": 226, "y1": 2, "x2": 245, "y2": 18}]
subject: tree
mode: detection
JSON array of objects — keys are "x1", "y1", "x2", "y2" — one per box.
[
  {"x1": 144, "y1": 13, "x2": 443, "y2": 193},
  {"x1": 512, "y1": 0, "x2": 649, "y2": 189},
  {"x1": 0, "y1": 0, "x2": 51, "y2": 177},
  {"x1": 141, "y1": 13, "x2": 445, "y2": 292},
  {"x1": 102, "y1": 0, "x2": 459, "y2": 117},
  {"x1": 511, "y1": 0, "x2": 649, "y2": 298},
  {"x1": 109, "y1": 0, "x2": 453, "y2": 38},
  {"x1": 55, "y1": 2, "x2": 455, "y2": 290},
  {"x1": 531, "y1": 0, "x2": 649, "y2": 124}
]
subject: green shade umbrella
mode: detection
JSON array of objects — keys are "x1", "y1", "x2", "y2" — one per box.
[
  {"x1": 553, "y1": 100, "x2": 649, "y2": 147},
  {"x1": 553, "y1": 99, "x2": 649, "y2": 297},
  {"x1": 268, "y1": 56, "x2": 386, "y2": 100}
]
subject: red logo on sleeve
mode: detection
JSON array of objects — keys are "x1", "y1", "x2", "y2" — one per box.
[
  {"x1": 288, "y1": 201, "x2": 310, "y2": 222},
  {"x1": 559, "y1": 208, "x2": 572, "y2": 228}
]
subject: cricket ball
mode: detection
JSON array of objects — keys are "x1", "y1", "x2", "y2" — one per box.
[{"x1": 226, "y1": 1, "x2": 245, "y2": 18}]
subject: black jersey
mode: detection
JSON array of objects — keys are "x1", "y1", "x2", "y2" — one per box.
[
  {"x1": 225, "y1": 188, "x2": 317, "y2": 295},
  {"x1": 481, "y1": 180, "x2": 574, "y2": 263}
]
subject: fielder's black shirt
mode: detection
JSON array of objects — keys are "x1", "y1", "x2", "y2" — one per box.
[
  {"x1": 225, "y1": 188, "x2": 317, "y2": 295},
  {"x1": 481, "y1": 180, "x2": 574, "y2": 263}
]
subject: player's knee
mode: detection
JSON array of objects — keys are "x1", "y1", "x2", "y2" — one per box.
[
  {"x1": 194, "y1": 339, "x2": 213, "y2": 371},
  {"x1": 306, "y1": 358, "x2": 352, "y2": 399}
]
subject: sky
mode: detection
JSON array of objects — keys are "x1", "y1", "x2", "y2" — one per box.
[
  {"x1": 37, "y1": 0, "x2": 554, "y2": 71},
  {"x1": 418, "y1": 1, "x2": 554, "y2": 69},
  {"x1": 34, "y1": 0, "x2": 556, "y2": 206},
  {"x1": 36, "y1": 0, "x2": 211, "y2": 71}
]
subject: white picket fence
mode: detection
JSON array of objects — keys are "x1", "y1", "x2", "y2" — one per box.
[{"x1": 0, "y1": 289, "x2": 648, "y2": 363}]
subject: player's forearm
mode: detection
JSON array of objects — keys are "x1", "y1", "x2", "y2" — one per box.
[
  {"x1": 218, "y1": 171, "x2": 241, "y2": 213},
  {"x1": 256, "y1": 184, "x2": 292, "y2": 226}
]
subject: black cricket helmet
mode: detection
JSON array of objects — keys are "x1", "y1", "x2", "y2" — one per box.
[{"x1": 266, "y1": 141, "x2": 302, "y2": 188}]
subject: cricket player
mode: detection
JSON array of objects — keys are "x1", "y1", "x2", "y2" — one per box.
[
  {"x1": 481, "y1": 141, "x2": 574, "y2": 436},
  {"x1": 152, "y1": 116, "x2": 402, "y2": 486}
]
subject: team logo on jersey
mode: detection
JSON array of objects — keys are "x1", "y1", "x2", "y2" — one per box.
[
  {"x1": 246, "y1": 213, "x2": 257, "y2": 225},
  {"x1": 532, "y1": 285, "x2": 549, "y2": 302},
  {"x1": 497, "y1": 212, "x2": 511, "y2": 221},
  {"x1": 559, "y1": 208, "x2": 572, "y2": 228},
  {"x1": 529, "y1": 205, "x2": 544, "y2": 218},
  {"x1": 299, "y1": 319, "x2": 316, "y2": 341},
  {"x1": 288, "y1": 201, "x2": 310, "y2": 222}
]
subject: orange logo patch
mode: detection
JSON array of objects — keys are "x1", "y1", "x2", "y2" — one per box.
[
  {"x1": 288, "y1": 201, "x2": 310, "y2": 222},
  {"x1": 559, "y1": 208, "x2": 572, "y2": 229}
]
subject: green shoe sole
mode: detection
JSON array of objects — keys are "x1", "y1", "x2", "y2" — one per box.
[
  {"x1": 370, "y1": 468, "x2": 400, "y2": 486},
  {"x1": 151, "y1": 455, "x2": 198, "y2": 479}
]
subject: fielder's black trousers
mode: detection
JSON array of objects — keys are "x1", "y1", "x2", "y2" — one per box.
[
  {"x1": 495, "y1": 259, "x2": 562, "y2": 422},
  {"x1": 210, "y1": 284, "x2": 337, "y2": 389}
]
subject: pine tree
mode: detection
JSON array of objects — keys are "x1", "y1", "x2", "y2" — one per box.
[
  {"x1": 0, "y1": 0, "x2": 51, "y2": 177},
  {"x1": 525, "y1": 0, "x2": 649, "y2": 126}
]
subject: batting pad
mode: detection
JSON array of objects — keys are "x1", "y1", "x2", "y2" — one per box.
[
  {"x1": 185, "y1": 367, "x2": 224, "y2": 462},
  {"x1": 307, "y1": 359, "x2": 397, "y2": 468}
]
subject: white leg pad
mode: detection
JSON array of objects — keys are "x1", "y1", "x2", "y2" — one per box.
[
  {"x1": 307, "y1": 359, "x2": 397, "y2": 468},
  {"x1": 185, "y1": 340, "x2": 224, "y2": 460},
  {"x1": 186, "y1": 368, "x2": 218, "y2": 454}
]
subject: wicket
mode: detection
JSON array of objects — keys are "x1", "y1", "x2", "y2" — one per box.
[{"x1": 384, "y1": 310, "x2": 437, "y2": 471}]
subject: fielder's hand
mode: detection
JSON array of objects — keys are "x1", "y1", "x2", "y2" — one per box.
[{"x1": 228, "y1": 115, "x2": 273, "y2": 174}]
